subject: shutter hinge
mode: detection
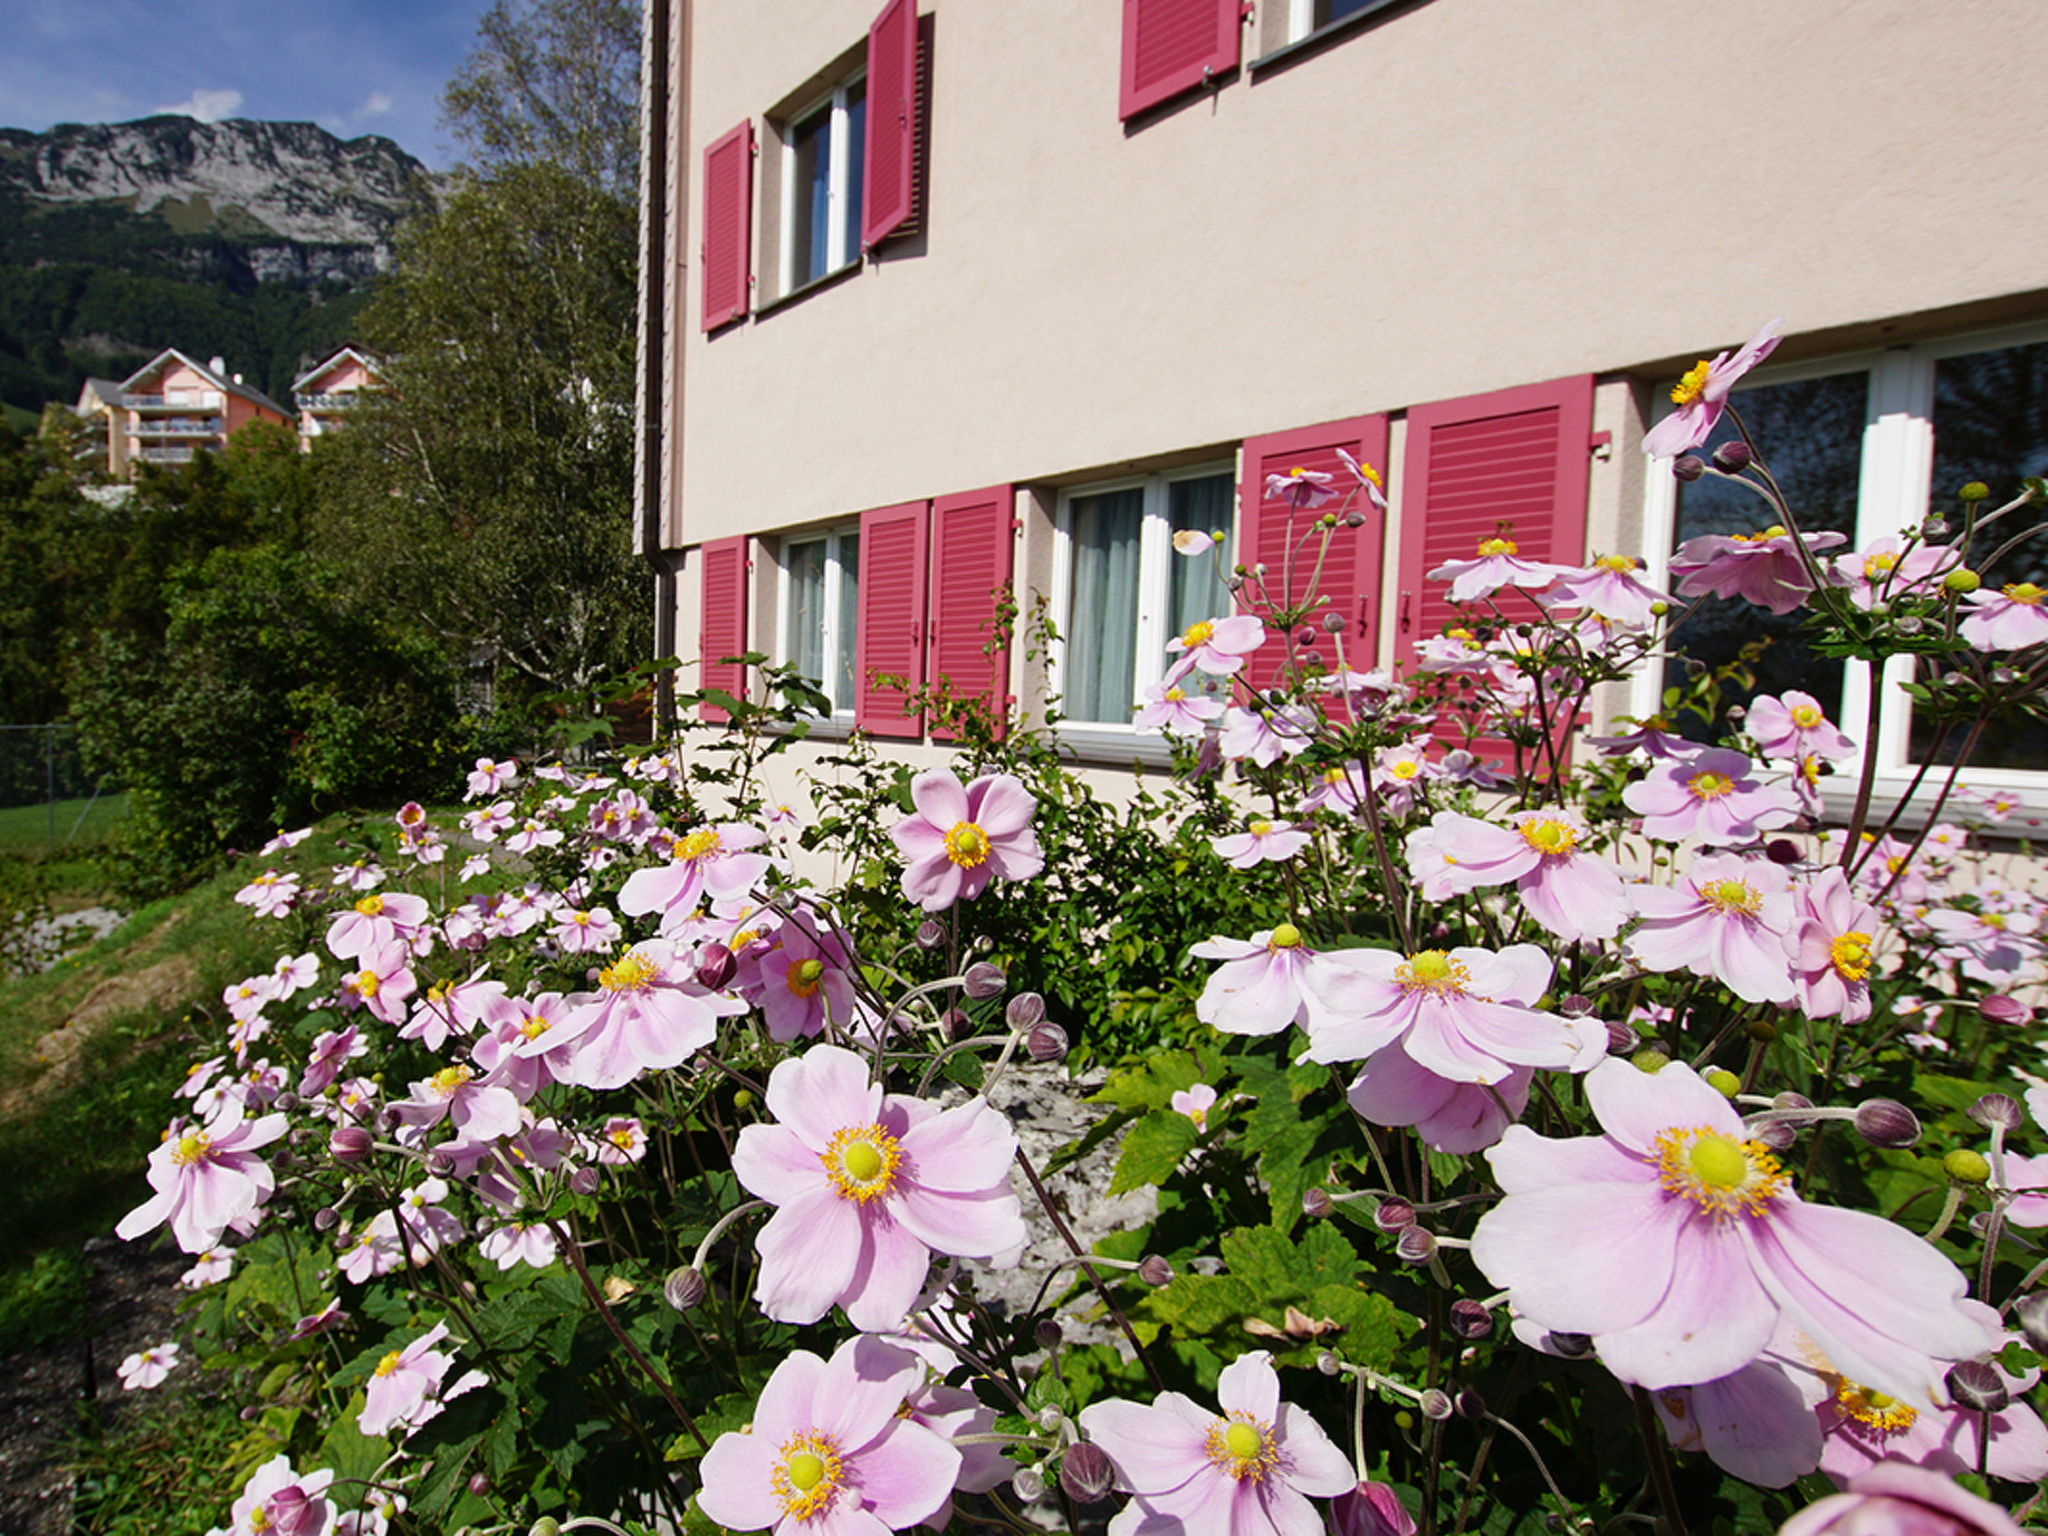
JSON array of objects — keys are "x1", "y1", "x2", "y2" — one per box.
[
  {"x1": 1589, "y1": 430, "x2": 1613, "y2": 462},
  {"x1": 1240, "y1": 0, "x2": 1255, "y2": 18}
]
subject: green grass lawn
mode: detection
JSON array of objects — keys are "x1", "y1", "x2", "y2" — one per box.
[{"x1": 0, "y1": 790, "x2": 129, "y2": 856}]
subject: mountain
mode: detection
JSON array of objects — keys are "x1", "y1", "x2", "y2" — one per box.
[{"x1": 0, "y1": 116, "x2": 438, "y2": 419}]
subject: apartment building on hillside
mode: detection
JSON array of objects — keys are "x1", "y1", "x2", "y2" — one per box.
[
  {"x1": 635, "y1": 0, "x2": 2048, "y2": 814},
  {"x1": 293, "y1": 346, "x2": 386, "y2": 452},
  {"x1": 106, "y1": 349, "x2": 292, "y2": 477}
]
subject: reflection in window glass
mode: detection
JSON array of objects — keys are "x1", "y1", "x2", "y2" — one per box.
[
  {"x1": 789, "y1": 107, "x2": 832, "y2": 287},
  {"x1": 1315, "y1": 0, "x2": 1375, "y2": 26},
  {"x1": 835, "y1": 531, "x2": 860, "y2": 708},
  {"x1": 1665, "y1": 372, "x2": 1869, "y2": 732},
  {"x1": 1168, "y1": 474, "x2": 1236, "y2": 698},
  {"x1": 844, "y1": 82, "x2": 867, "y2": 258},
  {"x1": 786, "y1": 539, "x2": 828, "y2": 687},
  {"x1": 1914, "y1": 340, "x2": 2048, "y2": 769},
  {"x1": 1066, "y1": 489, "x2": 1144, "y2": 723}
]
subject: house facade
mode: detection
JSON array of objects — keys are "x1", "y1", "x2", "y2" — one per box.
[
  {"x1": 293, "y1": 346, "x2": 385, "y2": 452},
  {"x1": 636, "y1": 0, "x2": 2048, "y2": 813},
  {"x1": 112, "y1": 350, "x2": 292, "y2": 476}
]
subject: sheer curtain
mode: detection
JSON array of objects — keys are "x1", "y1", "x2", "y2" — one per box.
[
  {"x1": 1066, "y1": 488, "x2": 1144, "y2": 722},
  {"x1": 1169, "y1": 474, "x2": 1236, "y2": 700}
]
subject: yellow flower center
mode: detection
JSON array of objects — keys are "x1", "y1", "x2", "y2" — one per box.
[
  {"x1": 821, "y1": 1124, "x2": 903, "y2": 1204},
  {"x1": 1830, "y1": 931, "x2": 1873, "y2": 982},
  {"x1": 599, "y1": 950, "x2": 661, "y2": 992},
  {"x1": 1477, "y1": 536, "x2": 1518, "y2": 557},
  {"x1": 1700, "y1": 878, "x2": 1762, "y2": 916},
  {"x1": 355, "y1": 895, "x2": 384, "y2": 917},
  {"x1": 572, "y1": 911, "x2": 592, "y2": 927},
  {"x1": 1519, "y1": 818, "x2": 1578, "y2": 857},
  {"x1": 1687, "y1": 770, "x2": 1735, "y2": 800},
  {"x1": 1249, "y1": 819, "x2": 1273, "y2": 836},
  {"x1": 249, "y1": 1507, "x2": 271, "y2": 1532},
  {"x1": 1984, "y1": 913, "x2": 2007, "y2": 930},
  {"x1": 675, "y1": 827, "x2": 722, "y2": 861},
  {"x1": 1791, "y1": 704, "x2": 1824, "y2": 729},
  {"x1": 1670, "y1": 359, "x2": 1713, "y2": 407},
  {"x1": 1864, "y1": 552, "x2": 1897, "y2": 580},
  {"x1": 1834, "y1": 1379, "x2": 1917, "y2": 1434},
  {"x1": 431, "y1": 1065, "x2": 471, "y2": 1098},
  {"x1": 519, "y1": 1014, "x2": 550, "y2": 1041},
  {"x1": 787, "y1": 959, "x2": 826, "y2": 998},
  {"x1": 1181, "y1": 620, "x2": 1216, "y2": 649},
  {"x1": 355, "y1": 970, "x2": 380, "y2": 998},
  {"x1": 609, "y1": 1125, "x2": 639, "y2": 1151},
  {"x1": 373, "y1": 1349, "x2": 405, "y2": 1378},
  {"x1": 1595, "y1": 553, "x2": 1637, "y2": 574},
  {"x1": 1267, "y1": 923, "x2": 1303, "y2": 950},
  {"x1": 772, "y1": 1432, "x2": 844, "y2": 1520},
  {"x1": 1395, "y1": 949, "x2": 1470, "y2": 995},
  {"x1": 1730, "y1": 525, "x2": 1790, "y2": 544},
  {"x1": 944, "y1": 821, "x2": 990, "y2": 868},
  {"x1": 1165, "y1": 686, "x2": 1187, "y2": 702},
  {"x1": 1390, "y1": 759, "x2": 1421, "y2": 780},
  {"x1": 171, "y1": 1132, "x2": 211, "y2": 1167},
  {"x1": 1654, "y1": 1126, "x2": 1787, "y2": 1218},
  {"x1": 2004, "y1": 582, "x2": 2045, "y2": 605},
  {"x1": 1204, "y1": 1413, "x2": 1279, "y2": 1482}
]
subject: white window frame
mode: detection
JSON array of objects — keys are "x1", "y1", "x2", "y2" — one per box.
[
  {"x1": 776, "y1": 524, "x2": 860, "y2": 720},
  {"x1": 1633, "y1": 319, "x2": 2048, "y2": 821},
  {"x1": 1048, "y1": 459, "x2": 1235, "y2": 761},
  {"x1": 1287, "y1": 0, "x2": 1376, "y2": 43},
  {"x1": 778, "y1": 71, "x2": 866, "y2": 296}
]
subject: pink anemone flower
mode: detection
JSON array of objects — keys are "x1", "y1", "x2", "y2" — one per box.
[
  {"x1": 1785, "y1": 868, "x2": 1881, "y2": 1023},
  {"x1": 1428, "y1": 533, "x2": 1571, "y2": 604},
  {"x1": 228, "y1": 1454, "x2": 337, "y2": 1536},
  {"x1": 732, "y1": 1045, "x2": 1026, "y2": 1331},
  {"x1": 1076, "y1": 1349, "x2": 1355, "y2": 1536},
  {"x1": 1641, "y1": 317, "x2": 1782, "y2": 458},
  {"x1": 537, "y1": 940, "x2": 746, "y2": 1091},
  {"x1": 1470, "y1": 1059, "x2": 2003, "y2": 1408},
  {"x1": 697, "y1": 1336, "x2": 961, "y2": 1536},
  {"x1": 1264, "y1": 465, "x2": 1338, "y2": 511},
  {"x1": 1960, "y1": 581, "x2": 2048, "y2": 651},
  {"x1": 1622, "y1": 747, "x2": 1801, "y2": 845},
  {"x1": 1778, "y1": 1461, "x2": 2029, "y2": 1536},
  {"x1": 1541, "y1": 554, "x2": 1672, "y2": 627},
  {"x1": 1210, "y1": 818, "x2": 1311, "y2": 869},
  {"x1": 1628, "y1": 851, "x2": 1799, "y2": 1006},
  {"x1": 1188, "y1": 925, "x2": 1367, "y2": 1037},
  {"x1": 359, "y1": 1320, "x2": 488, "y2": 1440},
  {"x1": 1748, "y1": 692, "x2": 1857, "y2": 764},
  {"x1": 886, "y1": 769, "x2": 1044, "y2": 913},
  {"x1": 116, "y1": 1096, "x2": 288, "y2": 1254},
  {"x1": 1669, "y1": 525, "x2": 1847, "y2": 615},
  {"x1": 1406, "y1": 809, "x2": 1631, "y2": 944},
  {"x1": 117, "y1": 1342, "x2": 180, "y2": 1391},
  {"x1": 1166, "y1": 613, "x2": 1266, "y2": 677},
  {"x1": 618, "y1": 822, "x2": 774, "y2": 929}
]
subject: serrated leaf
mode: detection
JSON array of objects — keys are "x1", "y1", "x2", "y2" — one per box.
[
  {"x1": 1110, "y1": 1110, "x2": 1200, "y2": 1194},
  {"x1": 1304, "y1": 1284, "x2": 1403, "y2": 1369},
  {"x1": 1139, "y1": 1273, "x2": 1261, "y2": 1334},
  {"x1": 1090, "y1": 1051, "x2": 1207, "y2": 1111}
]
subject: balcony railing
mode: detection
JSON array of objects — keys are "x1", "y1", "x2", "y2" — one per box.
[
  {"x1": 297, "y1": 391, "x2": 363, "y2": 412},
  {"x1": 129, "y1": 419, "x2": 222, "y2": 438},
  {"x1": 135, "y1": 446, "x2": 198, "y2": 464},
  {"x1": 123, "y1": 392, "x2": 218, "y2": 411}
]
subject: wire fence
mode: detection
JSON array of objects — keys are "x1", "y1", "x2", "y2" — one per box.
[{"x1": 0, "y1": 724, "x2": 113, "y2": 850}]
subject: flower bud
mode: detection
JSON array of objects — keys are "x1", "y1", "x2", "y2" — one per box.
[
  {"x1": 1895, "y1": 615, "x2": 1925, "y2": 636},
  {"x1": 1060, "y1": 1443, "x2": 1115, "y2": 1504},
  {"x1": 1744, "y1": 1016, "x2": 1779, "y2": 1044},
  {"x1": 1855, "y1": 1098, "x2": 1921, "y2": 1149},
  {"x1": 530, "y1": 1521, "x2": 562, "y2": 1536},
  {"x1": 569, "y1": 1166, "x2": 601, "y2": 1196},
  {"x1": 2015, "y1": 1292, "x2": 2048, "y2": 1354},
  {"x1": 1317, "y1": 1351, "x2": 1342, "y2": 1376},
  {"x1": 241, "y1": 1405, "x2": 261, "y2": 1421},
  {"x1": 1373, "y1": 1200, "x2": 1415, "y2": 1233},
  {"x1": 1630, "y1": 1049, "x2": 1670, "y2": 1074},
  {"x1": 1025, "y1": 1024, "x2": 1068, "y2": 1064},
  {"x1": 426, "y1": 1151, "x2": 456, "y2": 1178},
  {"x1": 313, "y1": 1206, "x2": 339, "y2": 1233},
  {"x1": 1704, "y1": 1068, "x2": 1742, "y2": 1099},
  {"x1": 1549, "y1": 1331, "x2": 1594, "y2": 1358},
  {"x1": 1455, "y1": 1389, "x2": 1486, "y2": 1421},
  {"x1": 1323, "y1": 611, "x2": 1347, "y2": 632},
  {"x1": 1969, "y1": 1093, "x2": 2024, "y2": 1131},
  {"x1": 1773, "y1": 1091, "x2": 1813, "y2": 1112},
  {"x1": 1944, "y1": 1148, "x2": 1992, "y2": 1186},
  {"x1": 695, "y1": 942, "x2": 736, "y2": 990},
  {"x1": 1448, "y1": 1299, "x2": 1493, "y2": 1340},
  {"x1": 1943, "y1": 566, "x2": 1981, "y2": 595},
  {"x1": 1764, "y1": 838, "x2": 1802, "y2": 866},
  {"x1": 1711, "y1": 440, "x2": 1753, "y2": 473},
  {"x1": 274, "y1": 1091, "x2": 300, "y2": 1113},
  {"x1": 330, "y1": 1125, "x2": 373, "y2": 1164},
  {"x1": 1344, "y1": 509, "x2": 1367, "y2": 529},
  {"x1": 1295, "y1": 626, "x2": 1318, "y2": 648},
  {"x1": 1302, "y1": 648, "x2": 1325, "y2": 669},
  {"x1": 1982, "y1": 994, "x2": 2033, "y2": 1026},
  {"x1": 1605, "y1": 1020, "x2": 1635, "y2": 1055},
  {"x1": 468, "y1": 1472, "x2": 492, "y2": 1497},
  {"x1": 375, "y1": 1107, "x2": 401, "y2": 1135},
  {"x1": 1331, "y1": 1482, "x2": 1418, "y2": 1536},
  {"x1": 942, "y1": 1007, "x2": 974, "y2": 1043},
  {"x1": 963, "y1": 960, "x2": 1007, "y2": 999},
  {"x1": 1011, "y1": 1467, "x2": 1045, "y2": 1504},
  {"x1": 1034, "y1": 1317, "x2": 1063, "y2": 1351},
  {"x1": 1006, "y1": 991, "x2": 1046, "y2": 1030},
  {"x1": 1138, "y1": 1254, "x2": 1175, "y2": 1287},
  {"x1": 1037, "y1": 1406, "x2": 1065, "y2": 1432},
  {"x1": 1753, "y1": 1118, "x2": 1797, "y2": 1152},
  {"x1": 1303, "y1": 1188, "x2": 1336, "y2": 1220},
  {"x1": 1958, "y1": 482, "x2": 1991, "y2": 504},
  {"x1": 1945, "y1": 1359, "x2": 2009, "y2": 1414},
  {"x1": 665, "y1": 1266, "x2": 707, "y2": 1311},
  {"x1": 1671, "y1": 454, "x2": 1706, "y2": 483},
  {"x1": 916, "y1": 919, "x2": 945, "y2": 948},
  {"x1": 1419, "y1": 1388, "x2": 1454, "y2": 1421},
  {"x1": 1394, "y1": 1226, "x2": 1437, "y2": 1265}
]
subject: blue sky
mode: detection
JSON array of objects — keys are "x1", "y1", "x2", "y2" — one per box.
[{"x1": 3, "y1": 0, "x2": 496, "y2": 168}]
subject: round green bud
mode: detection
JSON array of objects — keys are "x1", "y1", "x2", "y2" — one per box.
[
  {"x1": 1211, "y1": 529, "x2": 1226, "y2": 544},
  {"x1": 1394, "y1": 1410, "x2": 1415, "y2": 1431},
  {"x1": 530, "y1": 1519, "x2": 562, "y2": 1536},
  {"x1": 732, "y1": 1089, "x2": 755, "y2": 1111},
  {"x1": 1704, "y1": 1067, "x2": 1742, "y2": 1098},
  {"x1": 1959, "y1": 481, "x2": 1991, "y2": 503},
  {"x1": 1630, "y1": 1049, "x2": 1671, "y2": 1075},
  {"x1": 1943, "y1": 568, "x2": 1982, "y2": 594},
  {"x1": 1649, "y1": 600, "x2": 1670, "y2": 617},
  {"x1": 1744, "y1": 1017, "x2": 1778, "y2": 1044},
  {"x1": 1944, "y1": 1148, "x2": 1992, "y2": 1186}
]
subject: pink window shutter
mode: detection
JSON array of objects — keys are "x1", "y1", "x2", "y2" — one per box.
[
  {"x1": 700, "y1": 120, "x2": 753, "y2": 332},
  {"x1": 862, "y1": 0, "x2": 919, "y2": 250},
  {"x1": 1120, "y1": 0, "x2": 1243, "y2": 121},
  {"x1": 927, "y1": 484, "x2": 1016, "y2": 742},
  {"x1": 855, "y1": 500, "x2": 931, "y2": 737},
  {"x1": 698, "y1": 536, "x2": 750, "y2": 722},
  {"x1": 1235, "y1": 414, "x2": 1391, "y2": 702}
]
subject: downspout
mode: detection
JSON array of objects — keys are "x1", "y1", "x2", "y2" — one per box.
[{"x1": 633, "y1": 0, "x2": 679, "y2": 731}]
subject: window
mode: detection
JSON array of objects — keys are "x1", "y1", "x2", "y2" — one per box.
[
  {"x1": 1636, "y1": 323, "x2": 2048, "y2": 805},
  {"x1": 1051, "y1": 466, "x2": 1235, "y2": 725},
  {"x1": 779, "y1": 526, "x2": 861, "y2": 714},
  {"x1": 1288, "y1": 0, "x2": 1378, "y2": 40},
  {"x1": 780, "y1": 76, "x2": 867, "y2": 293}
]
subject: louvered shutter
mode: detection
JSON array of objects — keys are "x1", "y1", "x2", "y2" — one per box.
[
  {"x1": 855, "y1": 500, "x2": 931, "y2": 737},
  {"x1": 700, "y1": 120, "x2": 752, "y2": 332},
  {"x1": 699, "y1": 536, "x2": 750, "y2": 722},
  {"x1": 1396, "y1": 375, "x2": 1596, "y2": 764},
  {"x1": 1120, "y1": 0, "x2": 1243, "y2": 121},
  {"x1": 863, "y1": 0, "x2": 919, "y2": 250},
  {"x1": 927, "y1": 485, "x2": 1016, "y2": 742},
  {"x1": 1236, "y1": 414, "x2": 1391, "y2": 701}
]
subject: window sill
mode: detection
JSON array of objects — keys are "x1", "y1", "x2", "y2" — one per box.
[
  {"x1": 1248, "y1": 0, "x2": 1421, "y2": 79},
  {"x1": 1046, "y1": 724, "x2": 1178, "y2": 769},
  {"x1": 754, "y1": 259, "x2": 862, "y2": 322},
  {"x1": 1812, "y1": 771, "x2": 2048, "y2": 836}
]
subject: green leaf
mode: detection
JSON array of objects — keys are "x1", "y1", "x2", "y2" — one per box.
[
  {"x1": 1090, "y1": 1051, "x2": 1207, "y2": 1112},
  {"x1": 1110, "y1": 1110, "x2": 1201, "y2": 1194},
  {"x1": 666, "y1": 1388, "x2": 756, "y2": 1464}
]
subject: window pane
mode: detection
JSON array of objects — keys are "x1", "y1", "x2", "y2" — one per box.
[
  {"x1": 786, "y1": 539, "x2": 828, "y2": 690},
  {"x1": 1914, "y1": 339, "x2": 2048, "y2": 769},
  {"x1": 1167, "y1": 473, "x2": 1236, "y2": 699},
  {"x1": 843, "y1": 81, "x2": 867, "y2": 264},
  {"x1": 1066, "y1": 489, "x2": 1145, "y2": 723},
  {"x1": 835, "y1": 531, "x2": 860, "y2": 711},
  {"x1": 790, "y1": 107, "x2": 832, "y2": 286},
  {"x1": 1665, "y1": 371, "x2": 1868, "y2": 731},
  {"x1": 1314, "y1": 0, "x2": 1375, "y2": 26}
]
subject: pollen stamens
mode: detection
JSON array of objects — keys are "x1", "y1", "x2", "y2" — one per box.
[
  {"x1": 1204, "y1": 1413, "x2": 1279, "y2": 1482},
  {"x1": 821, "y1": 1124, "x2": 903, "y2": 1204},
  {"x1": 1653, "y1": 1125, "x2": 1787, "y2": 1218}
]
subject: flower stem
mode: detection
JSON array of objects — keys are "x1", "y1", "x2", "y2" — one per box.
[{"x1": 1632, "y1": 1387, "x2": 1688, "y2": 1536}]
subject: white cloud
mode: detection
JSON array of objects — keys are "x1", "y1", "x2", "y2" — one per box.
[
  {"x1": 354, "y1": 90, "x2": 393, "y2": 121},
  {"x1": 155, "y1": 87, "x2": 243, "y2": 123}
]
